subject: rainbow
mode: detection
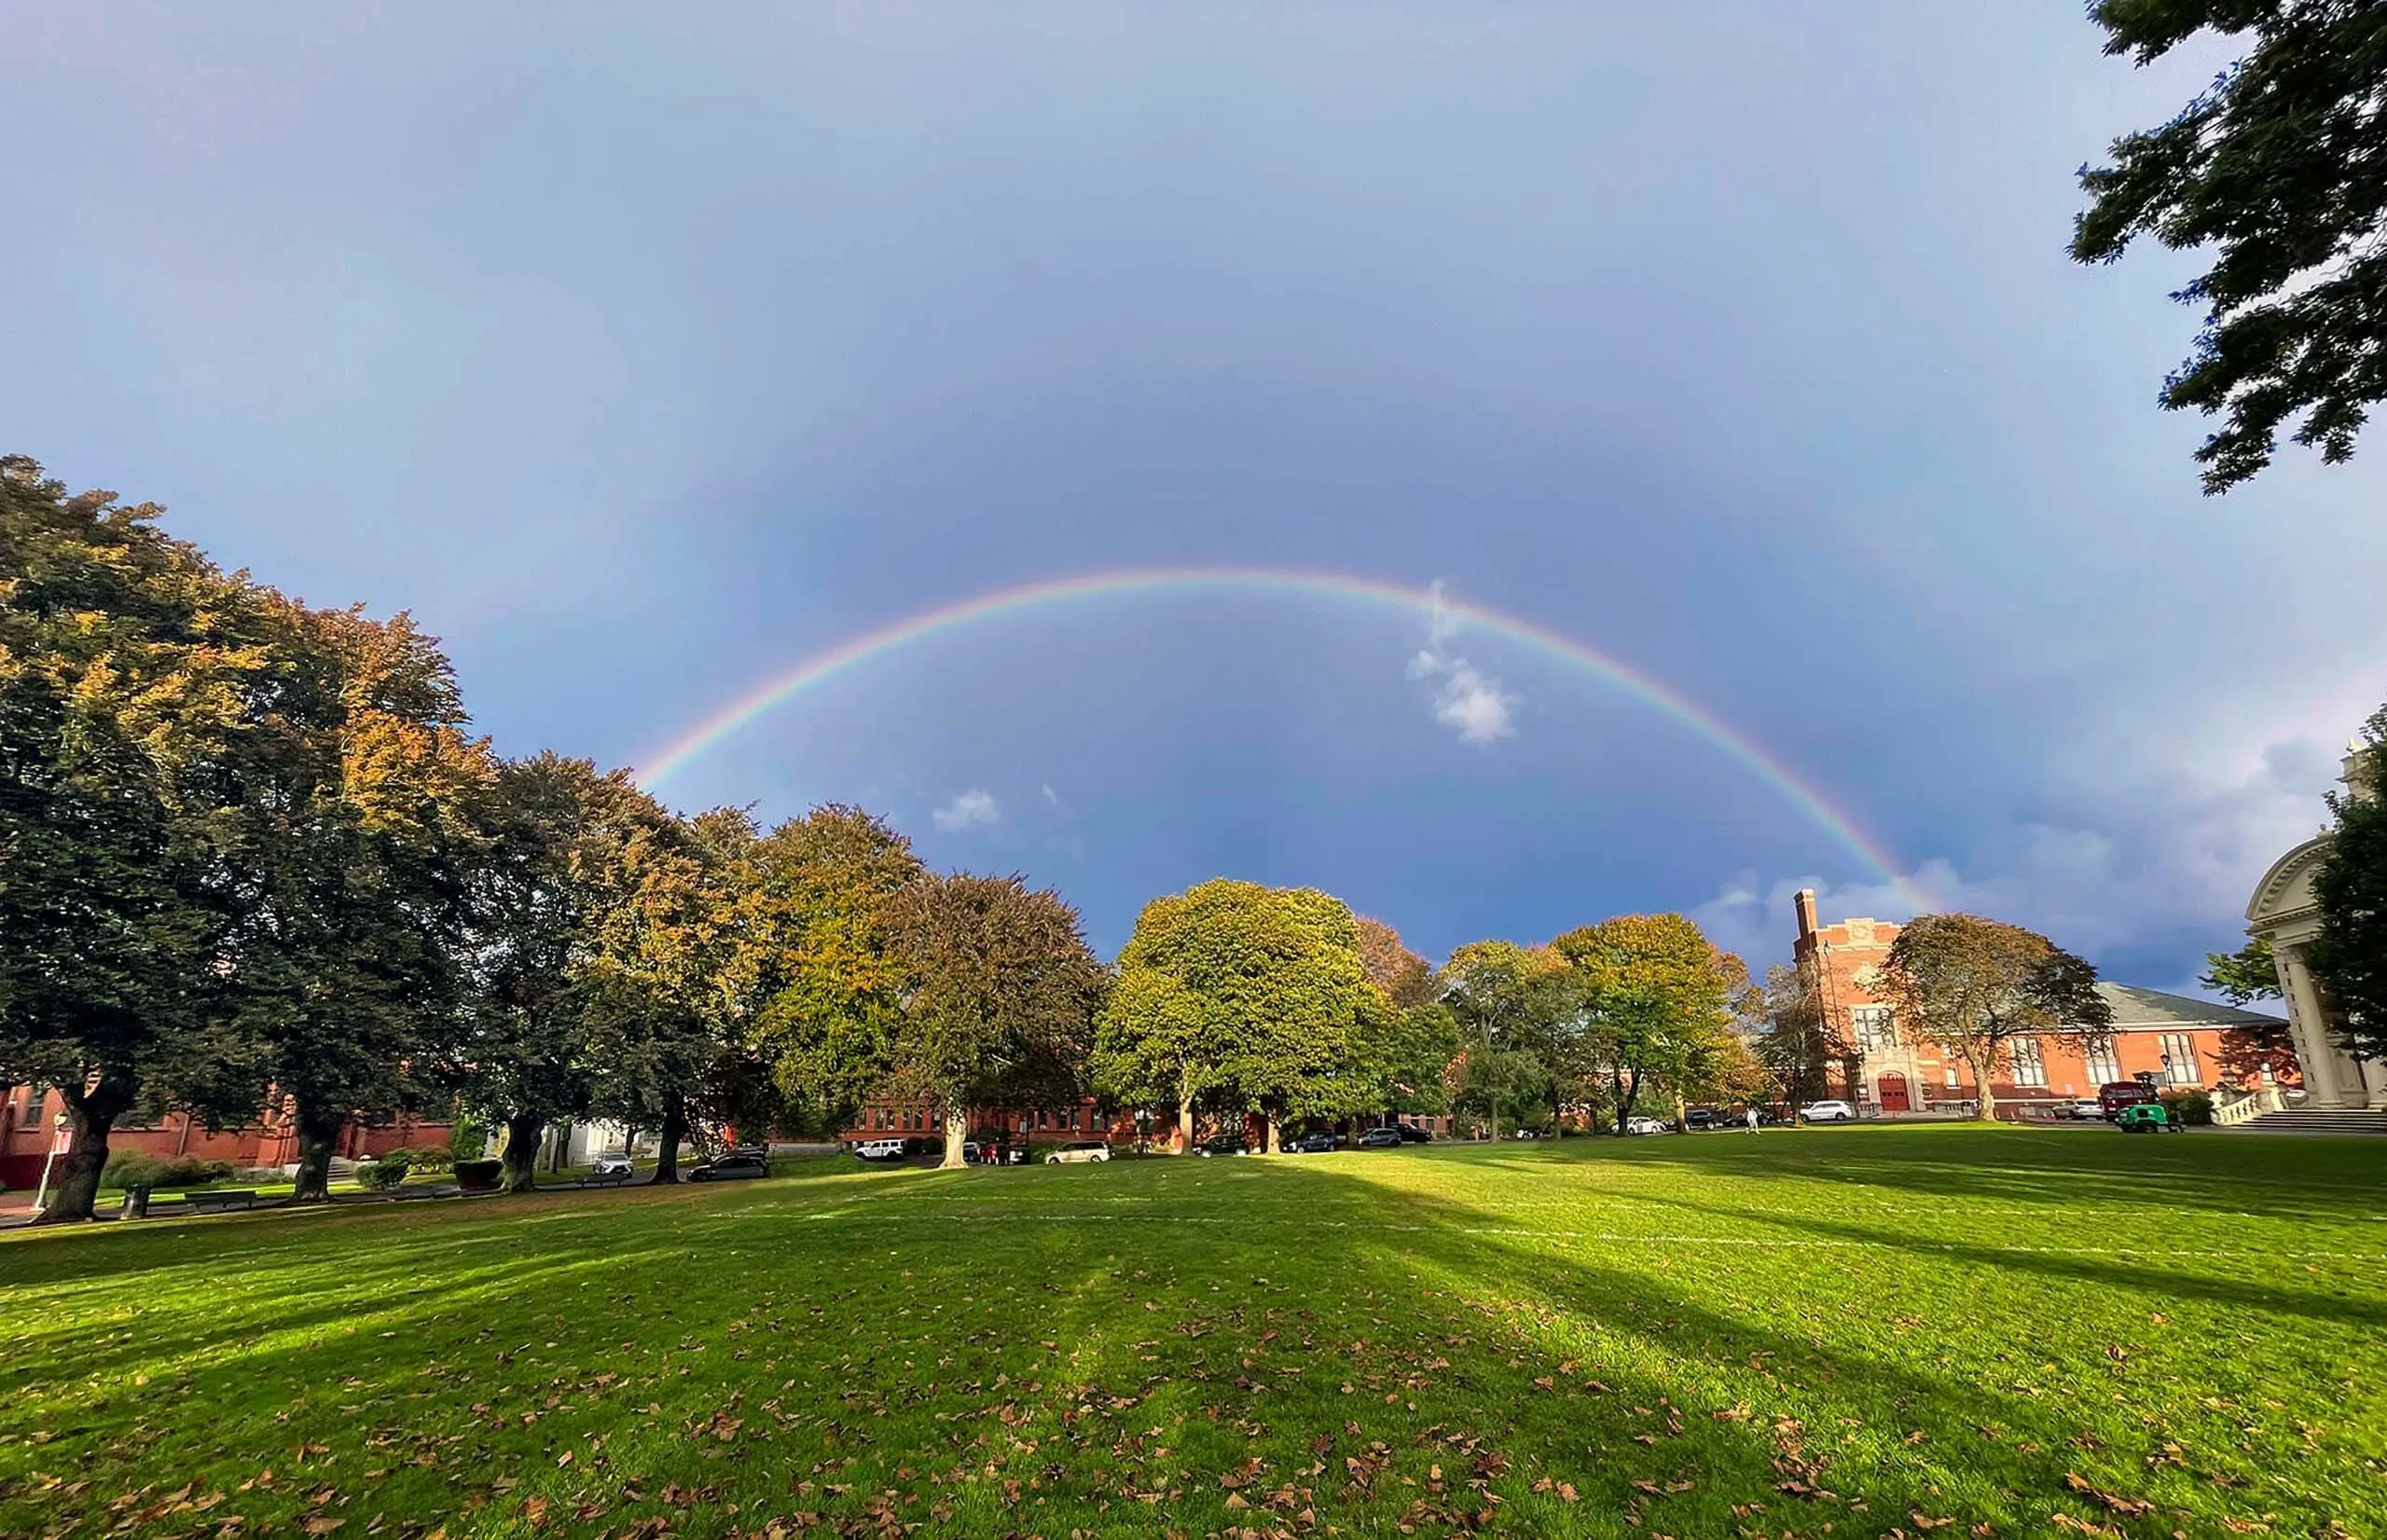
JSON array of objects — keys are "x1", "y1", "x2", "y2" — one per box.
[{"x1": 637, "y1": 567, "x2": 1914, "y2": 896}]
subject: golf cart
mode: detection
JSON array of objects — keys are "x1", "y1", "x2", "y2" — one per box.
[{"x1": 2117, "y1": 1103, "x2": 2184, "y2": 1134}]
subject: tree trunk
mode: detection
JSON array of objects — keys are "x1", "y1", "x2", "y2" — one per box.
[
  {"x1": 1177, "y1": 1088, "x2": 1194, "y2": 1153},
  {"x1": 1968, "y1": 1052, "x2": 1996, "y2": 1121},
  {"x1": 650, "y1": 1097, "x2": 687, "y2": 1183},
  {"x1": 501, "y1": 1111, "x2": 545, "y2": 1192},
  {"x1": 289, "y1": 1094, "x2": 347, "y2": 1203},
  {"x1": 34, "y1": 1071, "x2": 137, "y2": 1224},
  {"x1": 1262, "y1": 1111, "x2": 1281, "y2": 1155},
  {"x1": 1671, "y1": 1090, "x2": 1688, "y2": 1134},
  {"x1": 942, "y1": 1106, "x2": 970, "y2": 1169}
]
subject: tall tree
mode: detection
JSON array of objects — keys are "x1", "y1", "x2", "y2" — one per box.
[
  {"x1": 462, "y1": 755, "x2": 725, "y2": 1191},
  {"x1": 0, "y1": 459, "x2": 269, "y2": 1221},
  {"x1": 879, "y1": 873, "x2": 1107, "y2": 1168},
  {"x1": 1553, "y1": 914, "x2": 1743, "y2": 1135},
  {"x1": 2071, "y1": 2, "x2": 2387, "y2": 492},
  {"x1": 727, "y1": 805, "x2": 925, "y2": 1125},
  {"x1": 1437, "y1": 941, "x2": 1568, "y2": 1141},
  {"x1": 1872, "y1": 914, "x2": 2115, "y2": 1121},
  {"x1": 226, "y1": 598, "x2": 491, "y2": 1201},
  {"x1": 2311, "y1": 707, "x2": 2387, "y2": 1061},
  {"x1": 1743, "y1": 963, "x2": 1843, "y2": 1107},
  {"x1": 1093, "y1": 880, "x2": 1389, "y2": 1153}
]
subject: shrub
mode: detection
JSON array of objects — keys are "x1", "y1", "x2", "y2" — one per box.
[
  {"x1": 2159, "y1": 1090, "x2": 2215, "y2": 1126},
  {"x1": 100, "y1": 1151, "x2": 166, "y2": 1191},
  {"x1": 235, "y1": 1166, "x2": 284, "y2": 1185},
  {"x1": 448, "y1": 1119, "x2": 487, "y2": 1162},
  {"x1": 352, "y1": 1158, "x2": 408, "y2": 1191},
  {"x1": 453, "y1": 1158, "x2": 503, "y2": 1192},
  {"x1": 391, "y1": 1144, "x2": 454, "y2": 1173},
  {"x1": 100, "y1": 1153, "x2": 233, "y2": 1191}
]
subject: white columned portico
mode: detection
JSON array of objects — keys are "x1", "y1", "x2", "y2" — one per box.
[{"x1": 2277, "y1": 946, "x2": 2351, "y2": 1107}]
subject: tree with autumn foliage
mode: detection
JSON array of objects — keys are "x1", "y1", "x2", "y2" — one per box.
[
  {"x1": 724, "y1": 804, "x2": 926, "y2": 1128},
  {"x1": 878, "y1": 873, "x2": 1108, "y2": 1168},
  {"x1": 1552, "y1": 914, "x2": 1744, "y2": 1135},
  {"x1": 1093, "y1": 880, "x2": 1391, "y2": 1153},
  {"x1": 1355, "y1": 916, "x2": 1437, "y2": 1009},
  {"x1": 1437, "y1": 941, "x2": 1569, "y2": 1140},
  {"x1": 1872, "y1": 914, "x2": 2113, "y2": 1122},
  {"x1": 1742, "y1": 963, "x2": 1844, "y2": 1108},
  {"x1": 222, "y1": 597, "x2": 493, "y2": 1202},
  {"x1": 456, "y1": 754, "x2": 736, "y2": 1191},
  {"x1": 0, "y1": 459, "x2": 277, "y2": 1222}
]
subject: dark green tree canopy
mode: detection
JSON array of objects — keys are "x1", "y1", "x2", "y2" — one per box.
[
  {"x1": 2072, "y1": 1, "x2": 2387, "y2": 491},
  {"x1": 2311, "y1": 707, "x2": 2387, "y2": 1060}
]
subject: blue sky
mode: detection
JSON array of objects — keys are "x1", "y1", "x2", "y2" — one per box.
[{"x1": 7, "y1": 6, "x2": 2382, "y2": 982}]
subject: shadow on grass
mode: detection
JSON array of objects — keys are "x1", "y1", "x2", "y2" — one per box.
[{"x1": 3, "y1": 1141, "x2": 2368, "y2": 1537}]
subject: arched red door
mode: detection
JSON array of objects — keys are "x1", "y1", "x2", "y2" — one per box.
[{"x1": 1877, "y1": 1073, "x2": 1911, "y2": 1113}]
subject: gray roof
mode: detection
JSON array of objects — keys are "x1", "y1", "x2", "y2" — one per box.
[{"x1": 2093, "y1": 982, "x2": 2284, "y2": 1031}]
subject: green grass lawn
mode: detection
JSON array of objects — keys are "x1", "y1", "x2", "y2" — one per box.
[{"x1": 4, "y1": 1126, "x2": 2382, "y2": 1538}]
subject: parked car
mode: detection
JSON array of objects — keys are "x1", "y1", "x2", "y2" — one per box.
[
  {"x1": 589, "y1": 1153, "x2": 636, "y2": 1183},
  {"x1": 1395, "y1": 1124, "x2": 1434, "y2": 1144},
  {"x1": 2062, "y1": 1099, "x2": 2105, "y2": 1121},
  {"x1": 1290, "y1": 1132, "x2": 1339, "y2": 1153},
  {"x1": 1196, "y1": 1134, "x2": 1250, "y2": 1158},
  {"x1": 1799, "y1": 1100, "x2": 1856, "y2": 1123},
  {"x1": 1685, "y1": 1108, "x2": 1717, "y2": 1130},
  {"x1": 1046, "y1": 1139, "x2": 1112, "y2": 1164},
  {"x1": 2098, "y1": 1080, "x2": 2158, "y2": 1118},
  {"x1": 1623, "y1": 1115, "x2": 1670, "y2": 1135},
  {"x1": 2118, "y1": 1102, "x2": 2184, "y2": 1134},
  {"x1": 1357, "y1": 1126, "x2": 1404, "y2": 1148},
  {"x1": 851, "y1": 1137, "x2": 907, "y2": 1162},
  {"x1": 688, "y1": 1149, "x2": 769, "y2": 1181}
]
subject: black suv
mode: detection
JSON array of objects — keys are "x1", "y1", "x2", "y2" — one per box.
[
  {"x1": 688, "y1": 1149, "x2": 769, "y2": 1182},
  {"x1": 1196, "y1": 1134, "x2": 1250, "y2": 1157},
  {"x1": 1396, "y1": 1124, "x2": 1433, "y2": 1144}
]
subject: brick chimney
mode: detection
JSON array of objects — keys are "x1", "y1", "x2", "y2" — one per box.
[{"x1": 1793, "y1": 887, "x2": 1820, "y2": 943}]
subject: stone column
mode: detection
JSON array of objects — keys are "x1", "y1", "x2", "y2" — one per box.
[{"x1": 2280, "y1": 947, "x2": 2350, "y2": 1107}]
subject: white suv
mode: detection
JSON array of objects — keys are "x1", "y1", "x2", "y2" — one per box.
[
  {"x1": 1046, "y1": 1140, "x2": 1112, "y2": 1164},
  {"x1": 1799, "y1": 1101, "x2": 1856, "y2": 1123},
  {"x1": 852, "y1": 1138, "x2": 907, "y2": 1161}
]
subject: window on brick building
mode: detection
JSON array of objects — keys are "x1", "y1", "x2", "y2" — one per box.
[
  {"x1": 2159, "y1": 1034, "x2": 2199, "y2": 1085},
  {"x1": 1944, "y1": 1067, "x2": 1959, "y2": 1089},
  {"x1": 1851, "y1": 1006, "x2": 1895, "y2": 1052},
  {"x1": 2083, "y1": 1043, "x2": 2121, "y2": 1085},
  {"x1": 2011, "y1": 1038, "x2": 2048, "y2": 1088}
]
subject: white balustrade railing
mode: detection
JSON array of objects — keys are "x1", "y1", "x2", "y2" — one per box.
[{"x1": 2212, "y1": 1087, "x2": 2284, "y2": 1127}]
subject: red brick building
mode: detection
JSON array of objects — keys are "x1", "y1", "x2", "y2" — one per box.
[
  {"x1": 0, "y1": 1082, "x2": 455, "y2": 1189},
  {"x1": 1791, "y1": 890, "x2": 2294, "y2": 1117}
]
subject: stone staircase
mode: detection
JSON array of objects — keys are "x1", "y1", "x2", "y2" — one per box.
[{"x1": 2222, "y1": 1101, "x2": 2387, "y2": 1134}]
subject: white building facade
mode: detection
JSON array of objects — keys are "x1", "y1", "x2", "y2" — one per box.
[{"x1": 2243, "y1": 742, "x2": 2386, "y2": 1109}]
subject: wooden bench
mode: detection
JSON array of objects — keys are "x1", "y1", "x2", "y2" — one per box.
[{"x1": 183, "y1": 1189, "x2": 261, "y2": 1213}]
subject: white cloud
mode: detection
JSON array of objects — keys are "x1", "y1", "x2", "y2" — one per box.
[
  {"x1": 1431, "y1": 664, "x2": 1517, "y2": 744},
  {"x1": 931, "y1": 789, "x2": 1000, "y2": 832},
  {"x1": 1425, "y1": 578, "x2": 1462, "y2": 646},
  {"x1": 1409, "y1": 580, "x2": 1517, "y2": 746},
  {"x1": 1042, "y1": 783, "x2": 1060, "y2": 807},
  {"x1": 1691, "y1": 727, "x2": 2347, "y2": 986}
]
